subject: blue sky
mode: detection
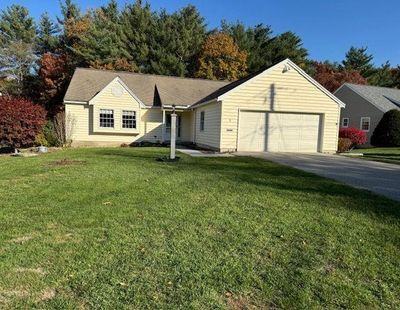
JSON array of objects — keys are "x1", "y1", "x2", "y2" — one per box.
[{"x1": 2, "y1": 0, "x2": 399, "y2": 66}]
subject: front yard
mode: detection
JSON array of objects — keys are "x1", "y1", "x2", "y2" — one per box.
[
  {"x1": 0, "y1": 148, "x2": 399, "y2": 309},
  {"x1": 352, "y1": 147, "x2": 400, "y2": 165}
]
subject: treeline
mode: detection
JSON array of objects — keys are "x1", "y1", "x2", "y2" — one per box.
[{"x1": 0, "y1": 0, "x2": 400, "y2": 115}]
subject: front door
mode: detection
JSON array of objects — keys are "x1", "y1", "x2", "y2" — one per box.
[{"x1": 165, "y1": 114, "x2": 181, "y2": 141}]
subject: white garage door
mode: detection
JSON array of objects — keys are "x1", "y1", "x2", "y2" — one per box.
[{"x1": 238, "y1": 111, "x2": 320, "y2": 152}]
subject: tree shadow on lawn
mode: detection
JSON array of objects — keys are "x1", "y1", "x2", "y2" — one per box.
[{"x1": 175, "y1": 157, "x2": 400, "y2": 220}]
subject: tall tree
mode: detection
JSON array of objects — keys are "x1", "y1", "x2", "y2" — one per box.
[
  {"x1": 265, "y1": 31, "x2": 308, "y2": 67},
  {"x1": 36, "y1": 12, "x2": 60, "y2": 54},
  {"x1": 121, "y1": 0, "x2": 154, "y2": 72},
  {"x1": 221, "y1": 21, "x2": 272, "y2": 73},
  {"x1": 312, "y1": 62, "x2": 367, "y2": 92},
  {"x1": 149, "y1": 5, "x2": 206, "y2": 76},
  {"x1": 342, "y1": 46, "x2": 374, "y2": 78},
  {"x1": 368, "y1": 61, "x2": 397, "y2": 87},
  {"x1": 195, "y1": 32, "x2": 247, "y2": 81},
  {"x1": 0, "y1": 5, "x2": 36, "y2": 45},
  {"x1": 72, "y1": 0, "x2": 133, "y2": 70}
]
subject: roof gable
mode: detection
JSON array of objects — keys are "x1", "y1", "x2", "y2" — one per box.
[
  {"x1": 194, "y1": 59, "x2": 345, "y2": 108},
  {"x1": 64, "y1": 68, "x2": 228, "y2": 106}
]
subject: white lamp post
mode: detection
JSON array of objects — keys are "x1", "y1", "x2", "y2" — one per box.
[{"x1": 170, "y1": 105, "x2": 177, "y2": 160}]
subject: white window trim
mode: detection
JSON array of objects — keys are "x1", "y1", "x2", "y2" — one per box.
[
  {"x1": 200, "y1": 111, "x2": 205, "y2": 131},
  {"x1": 342, "y1": 117, "x2": 349, "y2": 128},
  {"x1": 121, "y1": 110, "x2": 137, "y2": 130},
  {"x1": 360, "y1": 117, "x2": 370, "y2": 132},
  {"x1": 99, "y1": 109, "x2": 115, "y2": 128}
]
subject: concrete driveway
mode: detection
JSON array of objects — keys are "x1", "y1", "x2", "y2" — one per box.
[{"x1": 237, "y1": 152, "x2": 400, "y2": 202}]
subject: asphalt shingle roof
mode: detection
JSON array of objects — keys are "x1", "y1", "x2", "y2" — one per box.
[
  {"x1": 343, "y1": 83, "x2": 400, "y2": 112},
  {"x1": 64, "y1": 68, "x2": 229, "y2": 106}
]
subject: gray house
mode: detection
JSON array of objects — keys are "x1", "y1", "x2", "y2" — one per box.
[{"x1": 334, "y1": 83, "x2": 400, "y2": 144}]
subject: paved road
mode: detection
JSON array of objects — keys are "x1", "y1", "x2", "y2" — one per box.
[{"x1": 237, "y1": 152, "x2": 400, "y2": 202}]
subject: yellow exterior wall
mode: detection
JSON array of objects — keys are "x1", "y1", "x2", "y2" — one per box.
[
  {"x1": 193, "y1": 102, "x2": 221, "y2": 149},
  {"x1": 220, "y1": 62, "x2": 341, "y2": 153},
  {"x1": 65, "y1": 79, "x2": 163, "y2": 146}
]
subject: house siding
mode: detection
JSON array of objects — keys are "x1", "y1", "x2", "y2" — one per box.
[
  {"x1": 334, "y1": 85, "x2": 384, "y2": 145},
  {"x1": 220, "y1": 62, "x2": 341, "y2": 153},
  {"x1": 193, "y1": 102, "x2": 221, "y2": 150},
  {"x1": 65, "y1": 79, "x2": 163, "y2": 146}
]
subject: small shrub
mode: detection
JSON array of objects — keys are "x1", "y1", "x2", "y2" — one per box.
[
  {"x1": 120, "y1": 143, "x2": 129, "y2": 148},
  {"x1": 339, "y1": 127, "x2": 367, "y2": 146},
  {"x1": 337, "y1": 138, "x2": 352, "y2": 153},
  {"x1": 371, "y1": 109, "x2": 400, "y2": 147},
  {"x1": 0, "y1": 96, "x2": 46, "y2": 148},
  {"x1": 34, "y1": 132, "x2": 48, "y2": 146}
]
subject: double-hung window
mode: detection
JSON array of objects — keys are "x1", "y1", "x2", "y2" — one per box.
[
  {"x1": 200, "y1": 111, "x2": 205, "y2": 131},
  {"x1": 122, "y1": 110, "x2": 136, "y2": 129},
  {"x1": 99, "y1": 109, "x2": 114, "y2": 128},
  {"x1": 360, "y1": 117, "x2": 370, "y2": 132},
  {"x1": 342, "y1": 117, "x2": 349, "y2": 128}
]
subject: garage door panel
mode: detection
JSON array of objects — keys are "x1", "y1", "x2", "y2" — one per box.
[{"x1": 238, "y1": 111, "x2": 320, "y2": 152}]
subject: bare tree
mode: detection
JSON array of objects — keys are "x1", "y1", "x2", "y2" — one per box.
[{"x1": 54, "y1": 111, "x2": 76, "y2": 146}]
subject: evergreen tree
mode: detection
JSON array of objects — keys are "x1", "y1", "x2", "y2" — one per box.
[
  {"x1": 369, "y1": 61, "x2": 397, "y2": 87},
  {"x1": 0, "y1": 5, "x2": 36, "y2": 45},
  {"x1": 342, "y1": 46, "x2": 374, "y2": 78},
  {"x1": 72, "y1": 0, "x2": 133, "y2": 69},
  {"x1": 149, "y1": 5, "x2": 206, "y2": 76},
  {"x1": 265, "y1": 32, "x2": 308, "y2": 67},
  {"x1": 36, "y1": 12, "x2": 60, "y2": 54},
  {"x1": 371, "y1": 110, "x2": 400, "y2": 147},
  {"x1": 221, "y1": 21, "x2": 272, "y2": 73},
  {"x1": 121, "y1": 0, "x2": 154, "y2": 72}
]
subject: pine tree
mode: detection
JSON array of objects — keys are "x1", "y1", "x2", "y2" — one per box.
[
  {"x1": 121, "y1": 0, "x2": 154, "y2": 72},
  {"x1": 342, "y1": 46, "x2": 374, "y2": 78},
  {"x1": 72, "y1": 0, "x2": 133, "y2": 70},
  {"x1": 149, "y1": 6, "x2": 206, "y2": 76},
  {"x1": 221, "y1": 21, "x2": 272, "y2": 73},
  {"x1": 0, "y1": 5, "x2": 36, "y2": 45},
  {"x1": 36, "y1": 12, "x2": 60, "y2": 55},
  {"x1": 265, "y1": 32, "x2": 308, "y2": 67},
  {"x1": 369, "y1": 61, "x2": 397, "y2": 87}
]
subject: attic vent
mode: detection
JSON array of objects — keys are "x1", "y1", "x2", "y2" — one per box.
[{"x1": 111, "y1": 85, "x2": 124, "y2": 97}]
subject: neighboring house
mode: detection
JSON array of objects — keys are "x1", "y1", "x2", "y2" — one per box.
[
  {"x1": 64, "y1": 59, "x2": 344, "y2": 153},
  {"x1": 334, "y1": 83, "x2": 400, "y2": 144}
]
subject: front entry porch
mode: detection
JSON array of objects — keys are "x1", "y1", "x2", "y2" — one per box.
[{"x1": 161, "y1": 108, "x2": 193, "y2": 143}]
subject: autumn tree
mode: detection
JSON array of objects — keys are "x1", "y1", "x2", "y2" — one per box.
[
  {"x1": 38, "y1": 53, "x2": 71, "y2": 115},
  {"x1": 313, "y1": 62, "x2": 367, "y2": 92},
  {"x1": 195, "y1": 32, "x2": 247, "y2": 81},
  {"x1": 0, "y1": 96, "x2": 46, "y2": 149}
]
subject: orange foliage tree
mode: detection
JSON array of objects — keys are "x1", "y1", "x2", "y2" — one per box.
[{"x1": 195, "y1": 32, "x2": 247, "y2": 81}]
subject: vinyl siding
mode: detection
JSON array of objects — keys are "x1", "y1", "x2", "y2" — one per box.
[
  {"x1": 194, "y1": 102, "x2": 221, "y2": 149},
  {"x1": 65, "y1": 79, "x2": 163, "y2": 146},
  {"x1": 335, "y1": 85, "x2": 383, "y2": 145},
  {"x1": 180, "y1": 111, "x2": 193, "y2": 142},
  {"x1": 220, "y1": 62, "x2": 341, "y2": 153}
]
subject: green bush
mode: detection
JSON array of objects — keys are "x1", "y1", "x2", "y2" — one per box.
[
  {"x1": 371, "y1": 109, "x2": 400, "y2": 147},
  {"x1": 35, "y1": 121, "x2": 61, "y2": 147}
]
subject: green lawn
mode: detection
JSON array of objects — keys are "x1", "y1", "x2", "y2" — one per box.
[
  {"x1": 352, "y1": 147, "x2": 400, "y2": 165},
  {"x1": 0, "y1": 148, "x2": 399, "y2": 309}
]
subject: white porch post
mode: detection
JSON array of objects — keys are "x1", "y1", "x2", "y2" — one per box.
[
  {"x1": 162, "y1": 109, "x2": 166, "y2": 142},
  {"x1": 170, "y1": 105, "x2": 177, "y2": 159}
]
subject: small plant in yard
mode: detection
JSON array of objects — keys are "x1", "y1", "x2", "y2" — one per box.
[
  {"x1": 337, "y1": 137, "x2": 353, "y2": 153},
  {"x1": 339, "y1": 127, "x2": 367, "y2": 148},
  {"x1": 371, "y1": 109, "x2": 400, "y2": 147},
  {"x1": 0, "y1": 96, "x2": 46, "y2": 151}
]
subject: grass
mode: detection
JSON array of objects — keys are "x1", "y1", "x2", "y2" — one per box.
[
  {"x1": 351, "y1": 147, "x2": 400, "y2": 165},
  {"x1": 0, "y1": 147, "x2": 399, "y2": 309}
]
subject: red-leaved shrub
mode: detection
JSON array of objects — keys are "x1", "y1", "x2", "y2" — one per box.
[
  {"x1": 0, "y1": 96, "x2": 47, "y2": 148},
  {"x1": 339, "y1": 127, "x2": 367, "y2": 146}
]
